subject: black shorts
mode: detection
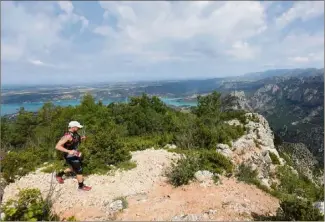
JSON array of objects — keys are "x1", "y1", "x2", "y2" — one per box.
[{"x1": 65, "y1": 156, "x2": 83, "y2": 174}]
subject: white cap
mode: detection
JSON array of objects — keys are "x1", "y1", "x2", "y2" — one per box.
[{"x1": 68, "y1": 121, "x2": 83, "y2": 128}]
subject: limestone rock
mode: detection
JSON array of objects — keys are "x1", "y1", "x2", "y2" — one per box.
[
  {"x1": 194, "y1": 171, "x2": 213, "y2": 183},
  {"x1": 172, "y1": 214, "x2": 202, "y2": 221},
  {"x1": 164, "y1": 144, "x2": 177, "y2": 149},
  {"x1": 216, "y1": 144, "x2": 230, "y2": 150},
  {"x1": 110, "y1": 200, "x2": 123, "y2": 212},
  {"x1": 225, "y1": 119, "x2": 242, "y2": 126},
  {"x1": 216, "y1": 148, "x2": 233, "y2": 158}
]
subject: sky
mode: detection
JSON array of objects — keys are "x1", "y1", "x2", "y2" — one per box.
[{"x1": 1, "y1": 1, "x2": 324, "y2": 85}]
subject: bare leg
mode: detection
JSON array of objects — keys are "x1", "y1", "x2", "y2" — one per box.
[{"x1": 76, "y1": 174, "x2": 83, "y2": 183}]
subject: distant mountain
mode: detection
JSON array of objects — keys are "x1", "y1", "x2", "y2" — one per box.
[{"x1": 235, "y1": 68, "x2": 324, "y2": 81}]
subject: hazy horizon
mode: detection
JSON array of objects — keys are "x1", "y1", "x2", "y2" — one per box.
[
  {"x1": 2, "y1": 1, "x2": 324, "y2": 85},
  {"x1": 1, "y1": 67, "x2": 324, "y2": 88}
]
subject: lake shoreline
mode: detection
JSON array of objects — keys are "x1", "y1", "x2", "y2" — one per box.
[{"x1": 1, "y1": 97, "x2": 198, "y2": 116}]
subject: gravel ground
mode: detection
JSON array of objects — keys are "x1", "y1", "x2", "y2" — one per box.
[{"x1": 2, "y1": 149, "x2": 179, "y2": 220}]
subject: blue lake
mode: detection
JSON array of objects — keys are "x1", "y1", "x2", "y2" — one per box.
[{"x1": 1, "y1": 98, "x2": 197, "y2": 116}]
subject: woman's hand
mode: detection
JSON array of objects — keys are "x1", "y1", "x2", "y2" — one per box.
[{"x1": 81, "y1": 136, "x2": 86, "y2": 140}]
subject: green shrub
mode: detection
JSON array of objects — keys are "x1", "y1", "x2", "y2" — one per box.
[
  {"x1": 1, "y1": 148, "x2": 48, "y2": 183},
  {"x1": 119, "y1": 133, "x2": 174, "y2": 151},
  {"x1": 217, "y1": 124, "x2": 245, "y2": 145},
  {"x1": 165, "y1": 150, "x2": 233, "y2": 187},
  {"x1": 279, "y1": 152, "x2": 294, "y2": 166},
  {"x1": 66, "y1": 216, "x2": 77, "y2": 221},
  {"x1": 220, "y1": 110, "x2": 247, "y2": 124},
  {"x1": 198, "y1": 149, "x2": 233, "y2": 174},
  {"x1": 276, "y1": 166, "x2": 323, "y2": 202},
  {"x1": 81, "y1": 126, "x2": 132, "y2": 174},
  {"x1": 236, "y1": 164, "x2": 271, "y2": 193},
  {"x1": 165, "y1": 155, "x2": 200, "y2": 187},
  {"x1": 120, "y1": 136, "x2": 158, "y2": 151},
  {"x1": 277, "y1": 199, "x2": 324, "y2": 221},
  {"x1": 212, "y1": 174, "x2": 220, "y2": 183},
  {"x1": 253, "y1": 199, "x2": 324, "y2": 221},
  {"x1": 269, "y1": 152, "x2": 281, "y2": 165},
  {"x1": 0, "y1": 188, "x2": 59, "y2": 221},
  {"x1": 236, "y1": 163, "x2": 323, "y2": 202},
  {"x1": 236, "y1": 164, "x2": 259, "y2": 184}
]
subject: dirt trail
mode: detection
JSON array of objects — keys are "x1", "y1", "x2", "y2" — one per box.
[{"x1": 116, "y1": 177, "x2": 279, "y2": 221}]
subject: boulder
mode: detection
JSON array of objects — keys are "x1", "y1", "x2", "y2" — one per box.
[
  {"x1": 216, "y1": 148, "x2": 233, "y2": 158},
  {"x1": 109, "y1": 200, "x2": 123, "y2": 212},
  {"x1": 194, "y1": 171, "x2": 213, "y2": 183},
  {"x1": 164, "y1": 144, "x2": 177, "y2": 149},
  {"x1": 216, "y1": 144, "x2": 230, "y2": 150}
]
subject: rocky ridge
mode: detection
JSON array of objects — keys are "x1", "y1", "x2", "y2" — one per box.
[
  {"x1": 218, "y1": 113, "x2": 284, "y2": 188},
  {"x1": 221, "y1": 91, "x2": 253, "y2": 112}
]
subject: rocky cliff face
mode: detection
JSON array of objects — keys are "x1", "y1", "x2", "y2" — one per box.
[
  {"x1": 277, "y1": 143, "x2": 319, "y2": 182},
  {"x1": 249, "y1": 75, "x2": 324, "y2": 112},
  {"x1": 217, "y1": 113, "x2": 284, "y2": 188},
  {"x1": 221, "y1": 91, "x2": 253, "y2": 112}
]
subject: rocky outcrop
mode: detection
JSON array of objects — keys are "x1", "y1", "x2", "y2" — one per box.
[
  {"x1": 217, "y1": 113, "x2": 284, "y2": 188},
  {"x1": 194, "y1": 170, "x2": 216, "y2": 187},
  {"x1": 221, "y1": 91, "x2": 253, "y2": 112}
]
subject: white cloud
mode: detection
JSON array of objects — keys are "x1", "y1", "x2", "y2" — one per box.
[
  {"x1": 96, "y1": 1, "x2": 267, "y2": 63},
  {"x1": 28, "y1": 59, "x2": 57, "y2": 68},
  {"x1": 1, "y1": 1, "x2": 324, "y2": 84},
  {"x1": 1, "y1": 1, "x2": 89, "y2": 65},
  {"x1": 29, "y1": 59, "x2": 45, "y2": 66},
  {"x1": 1, "y1": 42, "x2": 24, "y2": 61},
  {"x1": 93, "y1": 26, "x2": 114, "y2": 36},
  {"x1": 1, "y1": 1, "x2": 64, "y2": 62},
  {"x1": 57, "y1": 1, "x2": 89, "y2": 32},
  {"x1": 58, "y1": 1, "x2": 74, "y2": 15},
  {"x1": 288, "y1": 56, "x2": 309, "y2": 63},
  {"x1": 288, "y1": 51, "x2": 324, "y2": 64},
  {"x1": 226, "y1": 41, "x2": 259, "y2": 60},
  {"x1": 276, "y1": 1, "x2": 324, "y2": 29}
]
